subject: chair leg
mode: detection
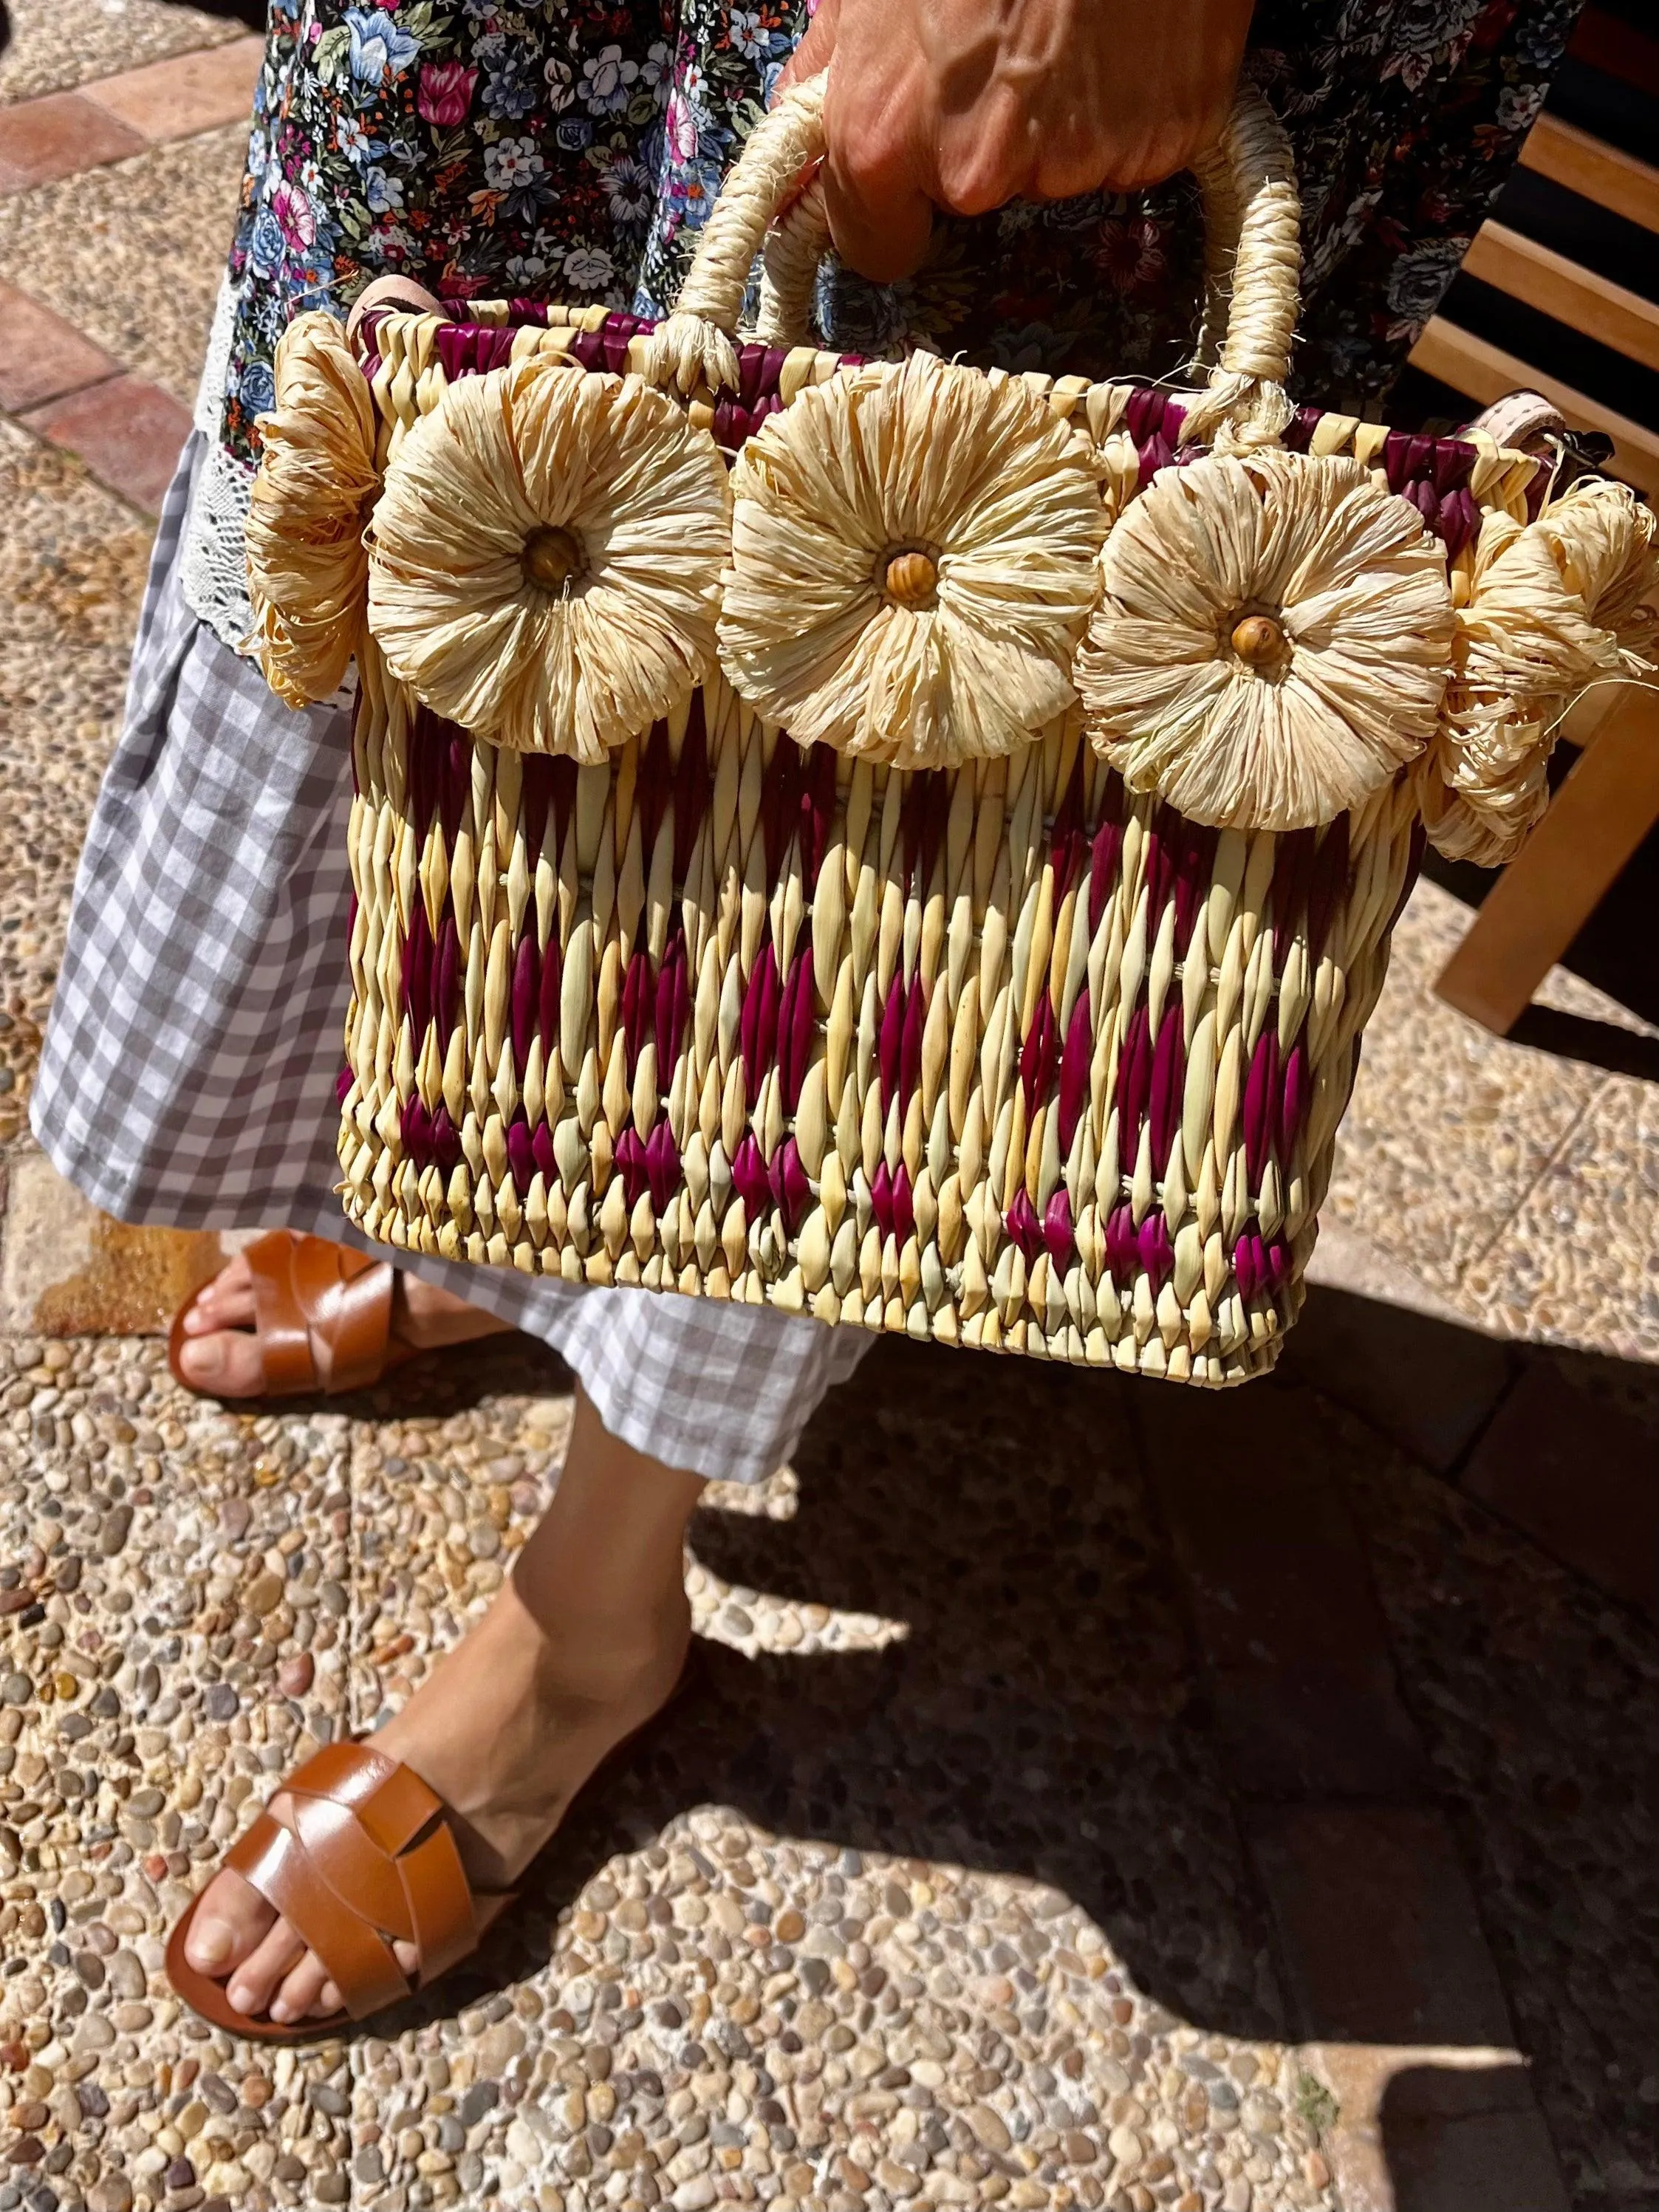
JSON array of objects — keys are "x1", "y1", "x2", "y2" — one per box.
[{"x1": 1434, "y1": 687, "x2": 1659, "y2": 1035}]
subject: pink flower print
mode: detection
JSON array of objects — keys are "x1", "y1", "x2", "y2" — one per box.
[
  {"x1": 666, "y1": 88, "x2": 697, "y2": 164},
  {"x1": 272, "y1": 179, "x2": 316, "y2": 253},
  {"x1": 417, "y1": 61, "x2": 477, "y2": 125}
]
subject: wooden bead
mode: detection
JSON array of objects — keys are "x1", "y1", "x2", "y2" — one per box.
[
  {"x1": 880, "y1": 547, "x2": 939, "y2": 609},
  {"x1": 522, "y1": 524, "x2": 584, "y2": 593},
  {"x1": 1229, "y1": 612, "x2": 1285, "y2": 665}
]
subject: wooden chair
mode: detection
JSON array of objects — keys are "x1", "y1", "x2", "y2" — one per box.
[{"x1": 1408, "y1": 4, "x2": 1659, "y2": 1033}]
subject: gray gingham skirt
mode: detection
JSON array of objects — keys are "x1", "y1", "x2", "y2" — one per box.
[{"x1": 31, "y1": 434, "x2": 869, "y2": 1483}]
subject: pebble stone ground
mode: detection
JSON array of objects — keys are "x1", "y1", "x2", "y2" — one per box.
[{"x1": 3, "y1": 9, "x2": 1659, "y2": 2212}]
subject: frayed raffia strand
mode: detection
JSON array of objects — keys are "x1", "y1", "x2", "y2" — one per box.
[
  {"x1": 642, "y1": 75, "x2": 829, "y2": 397},
  {"x1": 244, "y1": 312, "x2": 380, "y2": 706},
  {"x1": 1186, "y1": 134, "x2": 1243, "y2": 380},
  {"x1": 1079, "y1": 451, "x2": 1455, "y2": 831},
  {"x1": 366, "y1": 359, "x2": 731, "y2": 759},
  {"x1": 1419, "y1": 476, "x2": 1659, "y2": 865},
  {"x1": 720, "y1": 352, "x2": 1109, "y2": 768},
  {"x1": 754, "y1": 171, "x2": 830, "y2": 349},
  {"x1": 1177, "y1": 92, "x2": 1300, "y2": 451}
]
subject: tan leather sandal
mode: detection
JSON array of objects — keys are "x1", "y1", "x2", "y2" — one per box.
[
  {"x1": 167, "y1": 1229, "x2": 420, "y2": 1401},
  {"x1": 166, "y1": 1657, "x2": 701, "y2": 2040},
  {"x1": 165, "y1": 1742, "x2": 513, "y2": 2041}
]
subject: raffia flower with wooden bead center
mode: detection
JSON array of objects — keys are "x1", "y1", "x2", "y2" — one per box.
[
  {"x1": 244, "y1": 312, "x2": 380, "y2": 709},
  {"x1": 1078, "y1": 450, "x2": 1456, "y2": 832},
  {"x1": 1420, "y1": 477, "x2": 1658, "y2": 864},
  {"x1": 718, "y1": 352, "x2": 1109, "y2": 769},
  {"x1": 366, "y1": 359, "x2": 731, "y2": 760}
]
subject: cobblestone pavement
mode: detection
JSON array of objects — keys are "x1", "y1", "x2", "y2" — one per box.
[{"x1": 3, "y1": 10, "x2": 1658, "y2": 2212}]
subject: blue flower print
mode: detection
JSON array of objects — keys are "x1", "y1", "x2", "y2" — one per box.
[
  {"x1": 236, "y1": 359, "x2": 277, "y2": 418},
  {"x1": 247, "y1": 205, "x2": 285, "y2": 278},
  {"x1": 555, "y1": 115, "x2": 593, "y2": 151},
  {"x1": 483, "y1": 134, "x2": 556, "y2": 220},
  {"x1": 483, "y1": 57, "x2": 539, "y2": 119},
  {"x1": 363, "y1": 165, "x2": 405, "y2": 213},
  {"x1": 581, "y1": 45, "x2": 638, "y2": 115},
  {"x1": 346, "y1": 10, "x2": 421, "y2": 89}
]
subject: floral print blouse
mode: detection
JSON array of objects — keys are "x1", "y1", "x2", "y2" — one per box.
[{"x1": 217, "y1": 0, "x2": 1584, "y2": 465}]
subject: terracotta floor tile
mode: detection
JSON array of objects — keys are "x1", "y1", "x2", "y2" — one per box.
[
  {"x1": 0, "y1": 281, "x2": 117, "y2": 413},
  {"x1": 1250, "y1": 1805, "x2": 1518, "y2": 2051},
  {"x1": 81, "y1": 35, "x2": 264, "y2": 143},
  {"x1": 20, "y1": 371, "x2": 193, "y2": 512},
  {"x1": 0, "y1": 0, "x2": 243, "y2": 107},
  {"x1": 1459, "y1": 1356, "x2": 1659, "y2": 1619},
  {"x1": 0, "y1": 125, "x2": 247, "y2": 411},
  {"x1": 0, "y1": 90, "x2": 145, "y2": 194}
]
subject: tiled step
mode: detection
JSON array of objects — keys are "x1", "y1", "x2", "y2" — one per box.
[{"x1": 0, "y1": 34, "x2": 260, "y2": 194}]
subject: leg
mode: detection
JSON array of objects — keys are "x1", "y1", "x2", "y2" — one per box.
[
  {"x1": 1434, "y1": 687, "x2": 1659, "y2": 1035},
  {"x1": 182, "y1": 1383, "x2": 702, "y2": 2022}
]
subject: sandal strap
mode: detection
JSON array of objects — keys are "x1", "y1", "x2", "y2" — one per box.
[
  {"x1": 245, "y1": 1233, "x2": 397, "y2": 1395},
  {"x1": 223, "y1": 1742, "x2": 483, "y2": 2020},
  {"x1": 225, "y1": 1813, "x2": 412, "y2": 2019}
]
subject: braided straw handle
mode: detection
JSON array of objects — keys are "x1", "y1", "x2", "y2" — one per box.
[
  {"x1": 754, "y1": 172, "x2": 831, "y2": 347},
  {"x1": 643, "y1": 75, "x2": 1301, "y2": 442}
]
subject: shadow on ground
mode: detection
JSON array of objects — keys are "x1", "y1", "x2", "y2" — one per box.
[{"x1": 358, "y1": 1294, "x2": 1658, "y2": 2203}]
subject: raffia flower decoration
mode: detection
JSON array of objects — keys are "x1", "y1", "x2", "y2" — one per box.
[
  {"x1": 718, "y1": 353, "x2": 1109, "y2": 769},
  {"x1": 366, "y1": 360, "x2": 731, "y2": 760},
  {"x1": 1078, "y1": 451, "x2": 1456, "y2": 831},
  {"x1": 1420, "y1": 478, "x2": 1658, "y2": 865},
  {"x1": 244, "y1": 312, "x2": 380, "y2": 709}
]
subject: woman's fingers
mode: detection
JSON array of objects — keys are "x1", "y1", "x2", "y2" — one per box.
[
  {"x1": 777, "y1": 0, "x2": 1256, "y2": 281},
  {"x1": 818, "y1": 51, "x2": 937, "y2": 281},
  {"x1": 822, "y1": 134, "x2": 936, "y2": 279}
]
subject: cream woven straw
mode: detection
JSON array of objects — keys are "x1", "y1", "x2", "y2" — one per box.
[{"x1": 244, "y1": 80, "x2": 1658, "y2": 1386}]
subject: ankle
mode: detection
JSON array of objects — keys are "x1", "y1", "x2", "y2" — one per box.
[{"x1": 517, "y1": 1578, "x2": 691, "y2": 1698}]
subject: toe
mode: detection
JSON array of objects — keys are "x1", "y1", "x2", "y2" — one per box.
[
  {"x1": 177, "y1": 1326, "x2": 266, "y2": 1397},
  {"x1": 270, "y1": 1951, "x2": 335, "y2": 2026},
  {"x1": 226, "y1": 1918, "x2": 307, "y2": 2018},
  {"x1": 184, "y1": 1868, "x2": 277, "y2": 1979},
  {"x1": 182, "y1": 1253, "x2": 256, "y2": 1332}
]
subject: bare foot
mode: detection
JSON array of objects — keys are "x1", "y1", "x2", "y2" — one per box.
[
  {"x1": 181, "y1": 1564, "x2": 690, "y2": 2022},
  {"x1": 178, "y1": 1391, "x2": 703, "y2": 2026},
  {"x1": 175, "y1": 1247, "x2": 510, "y2": 1397}
]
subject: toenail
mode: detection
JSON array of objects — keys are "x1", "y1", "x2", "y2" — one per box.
[
  {"x1": 189, "y1": 1920, "x2": 233, "y2": 1970},
  {"x1": 228, "y1": 1981, "x2": 256, "y2": 2013},
  {"x1": 268, "y1": 1999, "x2": 293, "y2": 2024}
]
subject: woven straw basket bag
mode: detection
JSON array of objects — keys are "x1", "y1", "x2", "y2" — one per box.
[{"x1": 245, "y1": 78, "x2": 1657, "y2": 1387}]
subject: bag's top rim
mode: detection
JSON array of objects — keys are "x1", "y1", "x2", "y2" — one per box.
[{"x1": 355, "y1": 299, "x2": 1551, "y2": 555}]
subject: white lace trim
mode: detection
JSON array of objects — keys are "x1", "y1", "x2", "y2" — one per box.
[
  {"x1": 194, "y1": 272, "x2": 239, "y2": 441},
  {"x1": 182, "y1": 278, "x2": 256, "y2": 654},
  {"x1": 181, "y1": 437, "x2": 257, "y2": 655}
]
